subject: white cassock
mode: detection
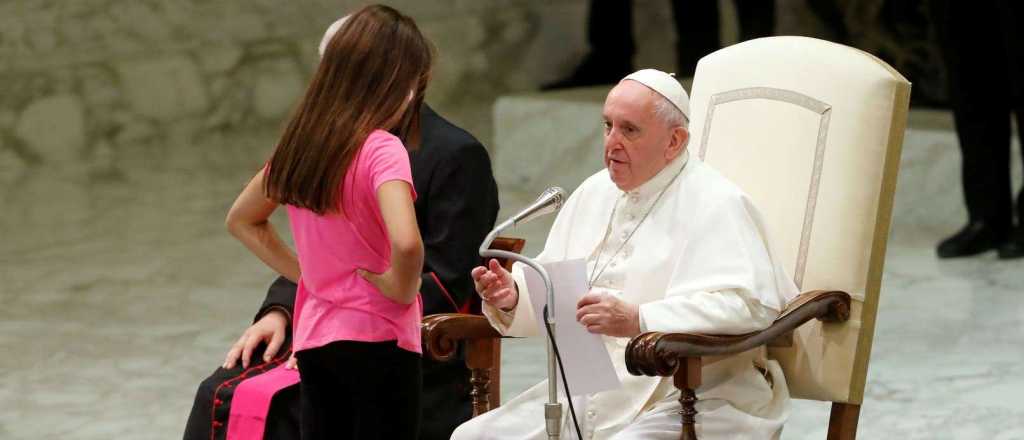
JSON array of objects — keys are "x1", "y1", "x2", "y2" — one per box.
[{"x1": 451, "y1": 150, "x2": 799, "y2": 440}]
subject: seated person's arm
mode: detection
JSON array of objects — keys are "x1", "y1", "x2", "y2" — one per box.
[
  {"x1": 638, "y1": 290, "x2": 777, "y2": 335},
  {"x1": 638, "y1": 195, "x2": 789, "y2": 335},
  {"x1": 473, "y1": 259, "x2": 538, "y2": 337},
  {"x1": 473, "y1": 184, "x2": 585, "y2": 337},
  {"x1": 254, "y1": 276, "x2": 297, "y2": 323},
  {"x1": 222, "y1": 277, "x2": 295, "y2": 370},
  {"x1": 472, "y1": 259, "x2": 519, "y2": 312}
]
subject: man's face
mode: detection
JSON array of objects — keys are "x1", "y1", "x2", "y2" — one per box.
[{"x1": 602, "y1": 81, "x2": 684, "y2": 191}]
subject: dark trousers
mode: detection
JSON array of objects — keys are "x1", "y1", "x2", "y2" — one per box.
[
  {"x1": 932, "y1": 0, "x2": 1024, "y2": 233},
  {"x1": 295, "y1": 340, "x2": 422, "y2": 440},
  {"x1": 589, "y1": 0, "x2": 776, "y2": 76}
]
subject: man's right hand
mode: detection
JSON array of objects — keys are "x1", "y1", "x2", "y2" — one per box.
[
  {"x1": 471, "y1": 258, "x2": 518, "y2": 311},
  {"x1": 223, "y1": 309, "x2": 288, "y2": 369}
]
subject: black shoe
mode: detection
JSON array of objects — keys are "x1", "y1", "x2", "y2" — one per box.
[
  {"x1": 540, "y1": 54, "x2": 632, "y2": 91},
  {"x1": 997, "y1": 228, "x2": 1024, "y2": 259},
  {"x1": 936, "y1": 221, "x2": 1004, "y2": 258}
]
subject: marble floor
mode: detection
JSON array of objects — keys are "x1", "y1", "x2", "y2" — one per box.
[{"x1": 1, "y1": 109, "x2": 1023, "y2": 439}]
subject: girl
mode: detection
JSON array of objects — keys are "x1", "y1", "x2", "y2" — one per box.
[{"x1": 225, "y1": 5, "x2": 433, "y2": 439}]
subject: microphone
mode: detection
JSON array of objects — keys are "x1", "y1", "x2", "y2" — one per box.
[
  {"x1": 498, "y1": 187, "x2": 567, "y2": 232},
  {"x1": 474, "y1": 191, "x2": 572, "y2": 439},
  {"x1": 480, "y1": 187, "x2": 567, "y2": 252}
]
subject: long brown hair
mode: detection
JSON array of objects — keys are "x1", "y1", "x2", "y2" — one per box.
[{"x1": 264, "y1": 5, "x2": 434, "y2": 214}]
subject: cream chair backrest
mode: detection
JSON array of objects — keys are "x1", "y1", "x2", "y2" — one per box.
[{"x1": 688, "y1": 36, "x2": 910, "y2": 404}]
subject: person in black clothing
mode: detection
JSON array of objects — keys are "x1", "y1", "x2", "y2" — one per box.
[
  {"x1": 543, "y1": 0, "x2": 775, "y2": 90},
  {"x1": 182, "y1": 103, "x2": 500, "y2": 440},
  {"x1": 931, "y1": 0, "x2": 1024, "y2": 259}
]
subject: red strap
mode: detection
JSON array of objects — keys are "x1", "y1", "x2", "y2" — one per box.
[{"x1": 429, "y1": 272, "x2": 461, "y2": 312}]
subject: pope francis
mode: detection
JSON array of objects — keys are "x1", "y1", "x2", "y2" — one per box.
[{"x1": 453, "y1": 69, "x2": 799, "y2": 440}]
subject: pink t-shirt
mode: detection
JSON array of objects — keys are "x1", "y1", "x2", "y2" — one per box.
[{"x1": 286, "y1": 129, "x2": 422, "y2": 354}]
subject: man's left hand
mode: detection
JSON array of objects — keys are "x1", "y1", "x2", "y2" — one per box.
[{"x1": 576, "y1": 293, "x2": 641, "y2": 337}]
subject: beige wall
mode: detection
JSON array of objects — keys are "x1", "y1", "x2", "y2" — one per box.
[
  {"x1": 0, "y1": 0, "x2": 936, "y2": 181},
  {"x1": 0, "y1": 1, "x2": 587, "y2": 173}
]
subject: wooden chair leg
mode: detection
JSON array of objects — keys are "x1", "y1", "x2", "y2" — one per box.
[
  {"x1": 673, "y1": 357, "x2": 702, "y2": 440},
  {"x1": 827, "y1": 402, "x2": 860, "y2": 440},
  {"x1": 488, "y1": 339, "x2": 501, "y2": 409},
  {"x1": 466, "y1": 338, "x2": 499, "y2": 417}
]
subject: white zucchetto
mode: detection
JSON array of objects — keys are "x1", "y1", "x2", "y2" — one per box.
[{"x1": 622, "y1": 69, "x2": 691, "y2": 120}]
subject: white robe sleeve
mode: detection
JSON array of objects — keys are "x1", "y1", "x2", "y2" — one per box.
[
  {"x1": 639, "y1": 289, "x2": 777, "y2": 334},
  {"x1": 639, "y1": 191, "x2": 793, "y2": 335},
  {"x1": 482, "y1": 262, "x2": 539, "y2": 337}
]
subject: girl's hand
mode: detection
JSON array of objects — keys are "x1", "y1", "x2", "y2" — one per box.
[
  {"x1": 284, "y1": 353, "x2": 298, "y2": 370},
  {"x1": 358, "y1": 268, "x2": 422, "y2": 304}
]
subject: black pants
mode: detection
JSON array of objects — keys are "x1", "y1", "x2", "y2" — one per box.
[
  {"x1": 932, "y1": 0, "x2": 1024, "y2": 233},
  {"x1": 295, "y1": 340, "x2": 422, "y2": 440},
  {"x1": 589, "y1": 0, "x2": 776, "y2": 76}
]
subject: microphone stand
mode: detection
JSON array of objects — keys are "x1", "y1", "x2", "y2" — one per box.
[{"x1": 480, "y1": 229, "x2": 562, "y2": 440}]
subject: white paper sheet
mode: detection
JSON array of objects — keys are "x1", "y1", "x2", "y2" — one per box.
[{"x1": 521, "y1": 258, "x2": 621, "y2": 396}]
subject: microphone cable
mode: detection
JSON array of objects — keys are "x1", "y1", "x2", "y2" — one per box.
[{"x1": 542, "y1": 305, "x2": 583, "y2": 440}]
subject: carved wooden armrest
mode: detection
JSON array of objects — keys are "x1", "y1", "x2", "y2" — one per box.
[
  {"x1": 626, "y1": 290, "x2": 850, "y2": 375},
  {"x1": 422, "y1": 313, "x2": 502, "y2": 362},
  {"x1": 422, "y1": 313, "x2": 504, "y2": 415},
  {"x1": 623, "y1": 290, "x2": 851, "y2": 440}
]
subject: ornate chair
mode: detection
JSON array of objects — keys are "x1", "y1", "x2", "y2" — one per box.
[
  {"x1": 627, "y1": 36, "x2": 910, "y2": 439},
  {"x1": 424, "y1": 36, "x2": 911, "y2": 439},
  {"x1": 423, "y1": 236, "x2": 524, "y2": 415}
]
